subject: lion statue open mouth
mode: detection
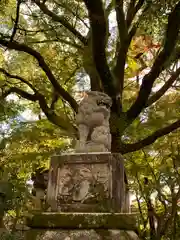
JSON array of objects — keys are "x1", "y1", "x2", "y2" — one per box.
[{"x1": 75, "y1": 91, "x2": 112, "y2": 153}]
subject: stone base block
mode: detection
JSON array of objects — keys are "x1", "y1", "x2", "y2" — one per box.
[{"x1": 25, "y1": 212, "x2": 139, "y2": 240}]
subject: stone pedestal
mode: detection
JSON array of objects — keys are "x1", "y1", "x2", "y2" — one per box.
[
  {"x1": 25, "y1": 153, "x2": 138, "y2": 239},
  {"x1": 25, "y1": 212, "x2": 139, "y2": 240},
  {"x1": 46, "y1": 153, "x2": 125, "y2": 212}
]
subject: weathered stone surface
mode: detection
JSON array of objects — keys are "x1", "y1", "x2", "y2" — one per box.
[
  {"x1": 26, "y1": 212, "x2": 137, "y2": 230},
  {"x1": 25, "y1": 229, "x2": 139, "y2": 240},
  {"x1": 46, "y1": 153, "x2": 124, "y2": 212},
  {"x1": 75, "y1": 91, "x2": 112, "y2": 153}
]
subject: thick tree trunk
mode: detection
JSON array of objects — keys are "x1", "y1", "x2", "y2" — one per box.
[
  {"x1": 110, "y1": 112, "x2": 130, "y2": 212},
  {"x1": 110, "y1": 111, "x2": 128, "y2": 153},
  {"x1": 83, "y1": 44, "x2": 102, "y2": 91},
  {"x1": 111, "y1": 132, "x2": 123, "y2": 153},
  {"x1": 111, "y1": 137, "x2": 130, "y2": 212},
  {"x1": 111, "y1": 136, "x2": 130, "y2": 212},
  {"x1": 85, "y1": 65, "x2": 102, "y2": 91}
]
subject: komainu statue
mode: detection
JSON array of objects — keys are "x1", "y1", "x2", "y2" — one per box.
[{"x1": 75, "y1": 91, "x2": 112, "y2": 153}]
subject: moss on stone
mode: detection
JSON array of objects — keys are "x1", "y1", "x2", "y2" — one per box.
[{"x1": 26, "y1": 212, "x2": 137, "y2": 231}]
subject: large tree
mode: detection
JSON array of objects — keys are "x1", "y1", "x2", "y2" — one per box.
[{"x1": 0, "y1": 0, "x2": 180, "y2": 154}]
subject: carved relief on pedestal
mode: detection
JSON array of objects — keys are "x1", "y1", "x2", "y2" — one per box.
[
  {"x1": 46, "y1": 154, "x2": 125, "y2": 212},
  {"x1": 56, "y1": 162, "x2": 111, "y2": 211}
]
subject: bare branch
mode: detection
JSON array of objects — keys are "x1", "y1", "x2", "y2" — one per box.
[
  {"x1": 17, "y1": 26, "x2": 50, "y2": 35},
  {"x1": 160, "y1": 187, "x2": 180, "y2": 236},
  {"x1": 53, "y1": 0, "x2": 89, "y2": 29},
  {"x1": 33, "y1": 0, "x2": 87, "y2": 45},
  {"x1": 19, "y1": 21, "x2": 83, "y2": 49},
  {"x1": 121, "y1": 119, "x2": 180, "y2": 154},
  {"x1": 126, "y1": 0, "x2": 145, "y2": 29},
  {"x1": 146, "y1": 66, "x2": 180, "y2": 107},
  {"x1": 146, "y1": 197, "x2": 156, "y2": 238},
  {"x1": 0, "y1": 39, "x2": 78, "y2": 112},
  {"x1": 136, "y1": 194, "x2": 148, "y2": 229},
  {"x1": 113, "y1": 0, "x2": 128, "y2": 96},
  {"x1": 10, "y1": 0, "x2": 21, "y2": 42},
  {"x1": 143, "y1": 151, "x2": 168, "y2": 211},
  {"x1": 115, "y1": 0, "x2": 127, "y2": 42},
  {"x1": 105, "y1": 1, "x2": 113, "y2": 16},
  {"x1": 126, "y1": 0, "x2": 136, "y2": 23},
  {"x1": 28, "y1": 39, "x2": 83, "y2": 50},
  {"x1": 113, "y1": 0, "x2": 144, "y2": 97},
  {"x1": 126, "y1": 1, "x2": 180, "y2": 122},
  {"x1": 113, "y1": 0, "x2": 148, "y2": 91}
]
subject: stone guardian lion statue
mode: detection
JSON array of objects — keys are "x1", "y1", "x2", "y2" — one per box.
[{"x1": 75, "y1": 91, "x2": 112, "y2": 153}]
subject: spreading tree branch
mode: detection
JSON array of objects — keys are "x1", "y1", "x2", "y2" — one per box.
[
  {"x1": 146, "y1": 66, "x2": 180, "y2": 107},
  {"x1": 0, "y1": 39, "x2": 78, "y2": 112},
  {"x1": 1, "y1": 87, "x2": 75, "y2": 132},
  {"x1": 0, "y1": 68, "x2": 37, "y2": 92},
  {"x1": 2, "y1": 87, "x2": 38, "y2": 101},
  {"x1": 33, "y1": 0, "x2": 87, "y2": 45},
  {"x1": 126, "y1": 1, "x2": 180, "y2": 122},
  {"x1": 121, "y1": 119, "x2": 180, "y2": 154},
  {"x1": 37, "y1": 94, "x2": 76, "y2": 133},
  {"x1": 82, "y1": 0, "x2": 116, "y2": 98}
]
